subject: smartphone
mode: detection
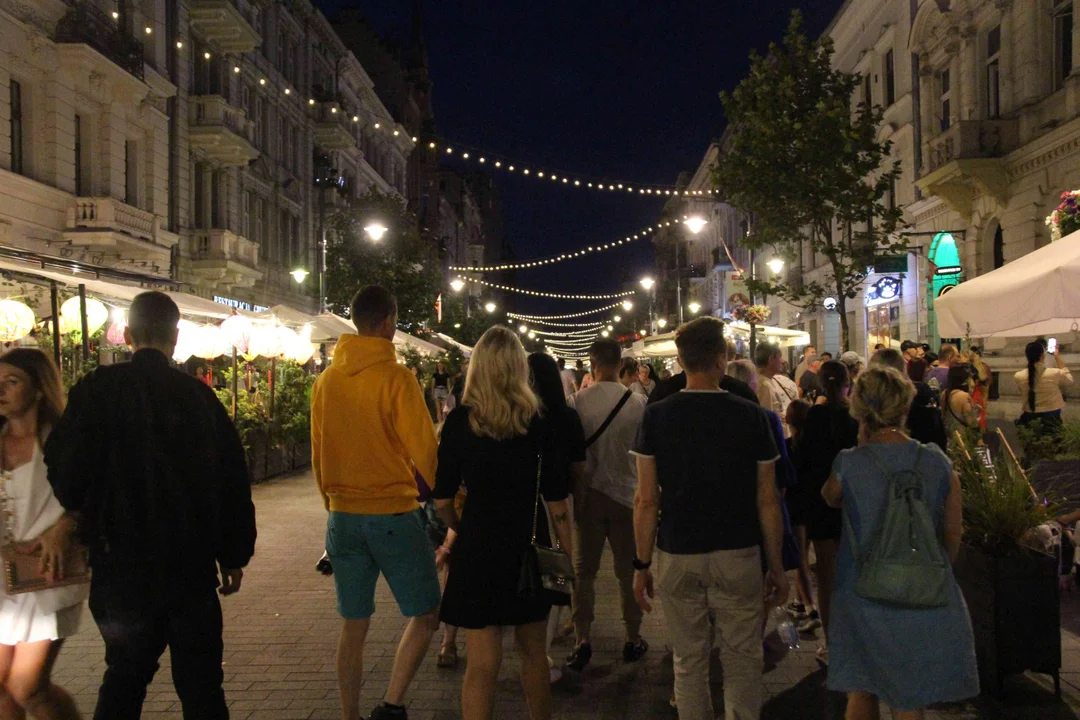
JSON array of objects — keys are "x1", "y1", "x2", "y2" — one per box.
[{"x1": 1048, "y1": 338, "x2": 1058, "y2": 355}]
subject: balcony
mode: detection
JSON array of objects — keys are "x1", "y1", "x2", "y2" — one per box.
[
  {"x1": 313, "y1": 102, "x2": 358, "y2": 152},
  {"x1": 55, "y1": 2, "x2": 144, "y2": 82},
  {"x1": 63, "y1": 197, "x2": 177, "y2": 268},
  {"x1": 188, "y1": 95, "x2": 259, "y2": 166},
  {"x1": 916, "y1": 119, "x2": 1019, "y2": 219},
  {"x1": 188, "y1": 229, "x2": 262, "y2": 289},
  {"x1": 188, "y1": 0, "x2": 261, "y2": 53}
]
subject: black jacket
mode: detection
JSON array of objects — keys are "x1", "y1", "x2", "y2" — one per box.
[
  {"x1": 648, "y1": 371, "x2": 760, "y2": 405},
  {"x1": 45, "y1": 349, "x2": 256, "y2": 586}
]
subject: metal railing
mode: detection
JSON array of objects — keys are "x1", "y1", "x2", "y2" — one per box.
[{"x1": 55, "y1": 1, "x2": 145, "y2": 81}]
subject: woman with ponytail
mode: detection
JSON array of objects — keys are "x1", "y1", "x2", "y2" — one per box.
[
  {"x1": 791, "y1": 360, "x2": 859, "y2": 662},
  {"x1": 1014, "y1": 340, "x2": 1072, "y2": 432}
]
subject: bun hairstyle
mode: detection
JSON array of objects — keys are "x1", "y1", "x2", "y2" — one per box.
[
  {"x1": 1024, "y1": 341, "x2": 1045, "y2": 412},
  {"x1": 850, "y1": 366, "x2": 916, "y2": 433},
  {"x1": 819, "y1": 360, "x2": 850, "y2": 406}
]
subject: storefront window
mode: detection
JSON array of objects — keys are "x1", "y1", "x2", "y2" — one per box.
[{"x1": 867, "y1": 303, "x2": 901, "y2": 351}]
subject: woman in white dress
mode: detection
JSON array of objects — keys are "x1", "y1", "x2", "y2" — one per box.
[{"x1": 0, "y1": 348, "x2": 86, "y2": 719}]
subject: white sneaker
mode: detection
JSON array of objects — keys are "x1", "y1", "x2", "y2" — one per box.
[{"x1": 549, "y1": 666, "x2": 564, "y2": 683}]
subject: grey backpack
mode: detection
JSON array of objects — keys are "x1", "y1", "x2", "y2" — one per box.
[{"x1": 843, "y1": 445, "x2": 951, "y2": 608}]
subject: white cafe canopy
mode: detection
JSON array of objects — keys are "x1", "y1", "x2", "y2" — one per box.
[
  {"x1": 631, "y1": 322, "x2": 811, "y2": 358},
  {"x1": 935, "y1": 228, "x2": 1080, "y2": 338}
]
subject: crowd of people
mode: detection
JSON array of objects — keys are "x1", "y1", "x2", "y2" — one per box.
[
  {"x1": 307, "y1": 285, "x2": 1015, "y2": 720},
  {"x1": 1, "y1": 280, "x2": 1068, "y2": 720}
]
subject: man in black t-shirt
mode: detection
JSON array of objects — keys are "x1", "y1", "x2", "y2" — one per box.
[
  {"x1": 630, "y1": 317, "x2": 788, "y2": 720},
  {"x1": 798, "y1": 354, "x2": 824, "y2": 402}
]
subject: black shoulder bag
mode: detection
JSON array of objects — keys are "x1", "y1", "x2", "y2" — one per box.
[
  {"x1": 517, "y1": 452, "x2": 574, "y2": 607},
  {"x1": 584, "y1": 389, "x2": 633, "y2": 449}
]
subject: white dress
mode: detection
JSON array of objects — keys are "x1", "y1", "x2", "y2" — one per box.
[{"x1": 0, "y1": 444, "x2": 86, "y2": 645}]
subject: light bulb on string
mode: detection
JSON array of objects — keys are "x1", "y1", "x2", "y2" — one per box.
[
  {"x1": 456, "y1": 277, "x2": 634, "y2": 301},
  {"x1": 506, "y1": 301, "x2": 625, "y2": 321}
]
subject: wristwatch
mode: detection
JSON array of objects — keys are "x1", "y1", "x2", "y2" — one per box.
[{"x1": 632, "y1": 557, "x2": 652, "y2": 571}]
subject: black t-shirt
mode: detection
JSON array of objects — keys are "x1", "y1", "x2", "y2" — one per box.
[
  {"x1": 549, "y1": 406, "x2": 586, "y2": 491},
  {"x1": 433, "y1": 372, "x2": 450, "y2": 389},
  {"x1": 648, "y1": 372, "x2": 760, "y2": 406},
  {"x1": 632, "y1": 390, "x2": 779, "y2": 554},
  {"x1": 799, "y1": 370, "x2": 824, "y2": 402}
]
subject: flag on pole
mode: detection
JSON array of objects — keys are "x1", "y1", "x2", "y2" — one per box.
[{"x1": 435, "y1": 293, "x2": 442, "y2": 324}]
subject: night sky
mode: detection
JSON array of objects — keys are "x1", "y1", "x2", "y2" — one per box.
[{"x1": 322, "y1": 1, "x2": 845, "y2": 316}]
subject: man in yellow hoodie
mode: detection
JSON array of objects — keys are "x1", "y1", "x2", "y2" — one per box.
[{"x1": 311, "y1": 285, "x2": 440, "y2": 720}]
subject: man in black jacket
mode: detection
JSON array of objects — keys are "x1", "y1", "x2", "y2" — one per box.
[{"x1": 45, "y1": 291, "x2": 256, "y2": 720}]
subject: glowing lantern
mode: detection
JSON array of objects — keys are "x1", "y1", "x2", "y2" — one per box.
[
  {"x1": 172, "y1": 320, "x2": 199, "y2": 362},
  {"x1": 59, "y1": 296, "x2": 108, "y2": 335},
  {"x1": 220, "y1": 315, "x2": 253, "y2": 354},
  {"x1": 193, "y1": 324, "x2": 230, "y2": 360},
  {"x1": 0, "y1": 299, "x2": 36, "y2": 342},
  {"x1": 106, "y1": 308, "x2": 128, "y2": 345},
  {"x1": 248, "y1": 324, "x2": 283, "y2": 358}
]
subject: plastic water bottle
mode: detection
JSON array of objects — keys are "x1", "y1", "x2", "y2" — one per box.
[{"x1": 773, "y1": 607, "x2": 800, "y2": 650}]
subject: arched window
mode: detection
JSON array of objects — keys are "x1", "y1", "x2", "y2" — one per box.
[{"x1": 993, "y1": 225, "x2": 1005, "y2": 269}]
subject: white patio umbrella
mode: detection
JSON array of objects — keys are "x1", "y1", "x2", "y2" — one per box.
[{"x1": 934, "y1": 229, "x2": 1080, "y2": 338}]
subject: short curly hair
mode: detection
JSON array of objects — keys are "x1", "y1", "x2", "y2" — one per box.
[{"x1": 850, "y1": 366, "x2": 916, "y2": 432}]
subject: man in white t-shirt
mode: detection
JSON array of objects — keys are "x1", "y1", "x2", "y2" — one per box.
[
  {"x1": 565, "y1": 339, "x2": 649, "y2": 672},
  {"x1": 558, "y1": 357, "x2": 578, "y2": 396},
  {"x1": 755, "y1": 343, "x2": 799, "y2": 436}
]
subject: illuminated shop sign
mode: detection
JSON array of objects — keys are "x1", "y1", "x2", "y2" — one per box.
[
  {"x1": 864, "y1": 276, "x2": 901, "y2": 307},
  {"x1": 213, "y1": 296, "x2": 269, "y2": 313}
]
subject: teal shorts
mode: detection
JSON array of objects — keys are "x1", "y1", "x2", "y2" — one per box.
[{"x1": 326, "y1": 509, "x2": 441, "y2": 620}]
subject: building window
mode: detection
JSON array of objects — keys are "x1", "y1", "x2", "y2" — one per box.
[
  {"x1": 938, "y1": 68, "x2": 951, "y2": 132},
  {"x1": 10, "y1": 80, "x2": 24, "y2": 176},
  {"x1": 993, "y1": 225, "x2": 1005, "y2": 269},
  {"x1": 280, "y1": 120, "x2": 288, "y2": 168},
  {"x1": 74, "y1": 114, "x2": 83, "y2": 196},
  {"x1": 291, "y1": 216, "x2": 300, "y2": 265},
  {"x1": 125, "y1": 140, "x2": 138, "y2": 207},
  {"x1": 863, "y1": 72, "x2": 872, "y2": 107},
  {"x1": 986, "y1": 25, "x2": 1001, "y2": 117},
  {"x1": 884, "y1": 49, "x2": 895, "y2": 106},
  {"x1": 244, "y1": 191, "x2": 254, "y2": 239},
  {"x1": 1055, "y1": 0, "x2": 1073, "y2": 91}
]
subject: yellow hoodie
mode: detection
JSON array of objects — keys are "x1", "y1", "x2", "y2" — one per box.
[{"x1": 311, "y1": 334, "x2": 437, "y2": 515}]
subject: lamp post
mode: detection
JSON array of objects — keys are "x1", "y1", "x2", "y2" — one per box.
[
  {"x1": 676, "y1": 216, "x2": 707, "y2": 325},
  {"x1": 640, "y1": 277, "x2": 655, "y2": 334}
]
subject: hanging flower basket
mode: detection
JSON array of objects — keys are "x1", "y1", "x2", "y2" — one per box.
[
  {"x1": 1046, "y1": 190, "x2": 1080, "y2": 242},
  {"x1": 732, "y1": 304, "x2": 771, "y2": 325}
]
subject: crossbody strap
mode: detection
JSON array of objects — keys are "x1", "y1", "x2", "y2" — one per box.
[{"x1": 585, "y1": 390, "x2": 633, "y2": 449}]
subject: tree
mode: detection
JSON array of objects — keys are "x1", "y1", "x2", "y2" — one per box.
[
  {"x1": 324, "y1": 189, "x2": 442, "y2": 333},
  {"x1": 431, "y1": 291, "x2": 491, "y2": 347},
  {"x1": 713, "y1": 11, "x2": 906, "y2": 351}
]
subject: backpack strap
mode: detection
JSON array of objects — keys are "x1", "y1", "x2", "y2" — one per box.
[{"x1": 843, "y1": 443, "x2": 924, "y2": 569}]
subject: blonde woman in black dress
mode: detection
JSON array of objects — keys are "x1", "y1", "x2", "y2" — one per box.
[{"x1": 433, "y1": 327, "x2": 574, "y2": 720}]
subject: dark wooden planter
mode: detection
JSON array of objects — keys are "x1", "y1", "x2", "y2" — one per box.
[
  {"x1": 246, "y1": 435, "x2": 312, "y2": 484},
  {"x1": 954, "y1": 544, "x2": 1061, "y2": 697}
]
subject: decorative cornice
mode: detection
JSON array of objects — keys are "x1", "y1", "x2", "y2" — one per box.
[{"x1": 1008, "y1": 134, "x2": 1080, "y2": 179}]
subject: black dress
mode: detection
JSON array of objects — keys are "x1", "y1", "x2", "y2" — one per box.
[
  {"x1": 433, "y1": 407, "x2": 568, "y2": 629},
  {"x1": 791, "y1": 403, "x2": 858, "y2": 541}
]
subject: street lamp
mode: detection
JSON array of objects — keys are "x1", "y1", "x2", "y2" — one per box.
[
  {"x1": 484, "y1": 302, "x2": 497, "y2": 314},
  {"x1": 450, "y1": 278, "x2": 466, "y2": 293},
  {"x1": 290, "y1": 268, "x2": 309, "y2": 284},
  {"x1": 528, "y1": 332, "x2": 536, "y2": 339},
  {"x1": 767, "y1": 257, "x2": 786, "y2": 275},
  {"x1": 640, "y1": 329, "x2": 649, "y2": 336},
  {"x1": 622, "y1": 300, "x2": 633, "y2": 311},
  {"x1": 684, "y1": 216, "x2": 708, "y2": 234},
  {"x1": 639, "y1": 277, "x2": 655, "y2": 290},
  {"x1": 613, "y1": 315, "x2": 622, "y2": 322},
  {"x1": 519, "y1": 324, "x2": 528, "y2": 334},
  {"x1": 657, "y1": 318, "x2": 668, "y2": 329},
  {"x1": 364, "y1": 223, "x2": 388, "y2": 242},
  {"x1": 688, "y1": 301, "x2": 701, "y2": 315}
]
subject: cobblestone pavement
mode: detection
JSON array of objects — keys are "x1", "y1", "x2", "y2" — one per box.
[{"x1": 52, "y1": 470, "x2": 1080, "y2": 719}]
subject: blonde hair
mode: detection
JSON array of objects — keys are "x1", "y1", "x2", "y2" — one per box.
[
  {"x1": 850, "y1": 366, "x2": 916, "y2": 433},
  {"x1": 463, "y1": 326, "x2": 539, "y2": 440},
  {"x1": 727, "y1": 359, "x2": 758, "y2": 391}
]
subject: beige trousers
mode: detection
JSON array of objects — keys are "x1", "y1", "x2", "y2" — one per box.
[
  {"x1": 657, "y1": 546, "x2": 764, "y2": 720},
  {"x1": 571, "y1": 488, "x2": 642, "y2": 641}
]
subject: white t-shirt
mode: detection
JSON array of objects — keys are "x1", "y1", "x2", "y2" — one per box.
[
  {"x1": 567, "y1": 381, "x2": 647, "y2": 509},
  {"x1": 560, "y1": 368, "x2": 578, "y2": 397}
]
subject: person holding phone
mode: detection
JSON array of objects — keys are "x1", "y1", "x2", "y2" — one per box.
[{"x1": 1014, "y1": 339, "x2": 1073, "y2": 432}]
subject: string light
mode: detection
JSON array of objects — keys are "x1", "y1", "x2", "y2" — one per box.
[
  {"x1": 448, "y1": 217, "x2": 690, "y2": 273},
  {"x1": 456, "y1": 277, "x2": 633, "y2": 301},
  {"x1": 506, "y1": 317, "x2": 612, "y2": 328},
  {"x1": 507, "y1": 302, "x2": 626, "y2": 321},
  {"x1": 531, "y1": 326, "x2": 604, "y2": 338}
]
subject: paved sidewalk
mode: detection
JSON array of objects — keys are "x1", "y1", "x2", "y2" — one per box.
[{"x1": 52, "y1": 470, "x2": 1080, "y2": 719}]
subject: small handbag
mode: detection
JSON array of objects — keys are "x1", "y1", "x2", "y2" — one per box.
[
  {"x1": 517, "y1": 452, "x2": 574, "y2": 607},
  {"x1": 0, "y1": 456, "x2": 90, "y2": 598}
]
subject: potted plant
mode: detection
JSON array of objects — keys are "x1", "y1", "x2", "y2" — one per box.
[
  {"x1": 951, "y1": 437, "x2": 1062, "y2": 696},
  {"x1": 1020, "y1": 419, "x2": 1080, "y2": 507}
]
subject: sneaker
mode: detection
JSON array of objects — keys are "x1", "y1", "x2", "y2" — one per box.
[
  {"x1": 786, "y1": 601, "x2": 807, "y2": 620},
  {"x1": 566, "y1": 642, "x2": 592, "y2": 672},
  {"x1": 622, "y1": 638, "x2": 649, "y2": 663},
  {"x1": 370, "y1": 704, "x2": 408, "y2": 720},
  {"x1": 316, "y1": 552, "x2": 333, "y2": 576},
  {"x1": 797, "y1": 611, "x2": 822, "y2": 633},
  {"x1": 549, "y1": 665, "x2": 564, "y2": 683}
]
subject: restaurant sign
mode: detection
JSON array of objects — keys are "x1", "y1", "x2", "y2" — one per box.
[{"x1": 213, "y1": 296, "x2": 268, "y2": 313}]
